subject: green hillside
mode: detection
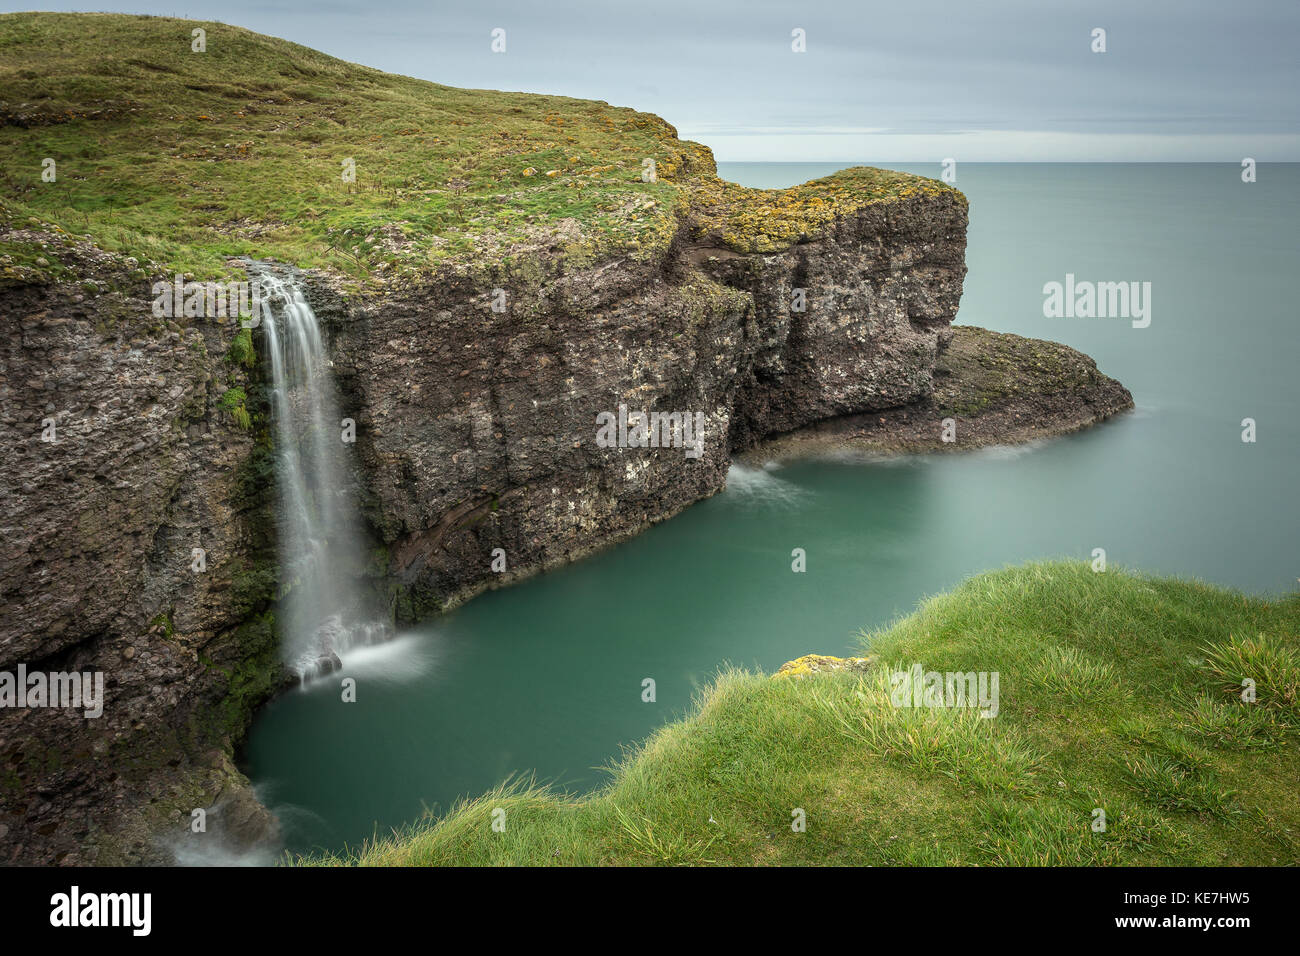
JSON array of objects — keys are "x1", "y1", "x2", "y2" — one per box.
[{"x1": 0, "y1": 12, "x2": 956, "y2": 285}]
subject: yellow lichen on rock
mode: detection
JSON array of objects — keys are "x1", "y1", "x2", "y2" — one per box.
[
  {"x1": 774, "y1": 654, "x2": 876, "y2": 678},
  {"x1": 688, "y1": 167, "x2": 965, "y2": 255}
]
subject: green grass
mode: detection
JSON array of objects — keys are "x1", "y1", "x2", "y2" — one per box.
[
  {"x1": 297, "y1": 561, "x2": 1300, "y2": 866},
  {"x1": 0, "y1": 12, "x2": 958, "y2": 288},
  {"x1": 219, "y1": 385, "x2": 251, "y2": 429}
]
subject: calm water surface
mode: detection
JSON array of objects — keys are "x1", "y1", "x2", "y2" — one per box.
[{"x1": 244, "y1": 164, "x2": 1300, "y2": 855}]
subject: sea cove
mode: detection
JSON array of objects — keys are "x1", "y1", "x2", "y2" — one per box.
[
  {"x1": 242, "y1": 163, "x2": 1300, "y2": 857},
  {"x1": 3, "y1": 12, "x2": 1297, "y2": 879}
]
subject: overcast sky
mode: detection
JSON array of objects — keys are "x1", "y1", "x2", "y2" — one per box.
[{"x1": 13, "y1": 0, "x2": 1300, "y2": 160}]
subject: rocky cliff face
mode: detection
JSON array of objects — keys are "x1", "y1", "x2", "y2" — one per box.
[
  {"x1": 323, "y1": 189, "x2": 967, "y2": 619},
  {"x1": 0, "y1": 180, "x2": 965, "y2": 863},
  {"x1": 0, "y1": 230, "x2": 281, "y2": 864}
]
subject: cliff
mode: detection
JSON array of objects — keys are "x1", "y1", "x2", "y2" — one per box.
[
  {"x1": 0, "y1": 13, "x2": 1126, "y2": 863},
  {"x1": 319, "y1": 175, "x2": 967, "y2": 620}
]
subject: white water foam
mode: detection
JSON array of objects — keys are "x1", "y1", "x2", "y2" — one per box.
[
  {"x1": 332, "y1": 632, "x2": 437, "y2": 685},
  {"x1": 723, "y1": 463, "x2": 811, "y2": 507}
]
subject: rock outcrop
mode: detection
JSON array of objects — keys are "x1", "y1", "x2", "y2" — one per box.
[
  {"x1": 738, "y1": 324, "x2": 1134, "y2": 462},
  {"x1": 320, "y1": 183, "x2": 967, "y2": 619}
]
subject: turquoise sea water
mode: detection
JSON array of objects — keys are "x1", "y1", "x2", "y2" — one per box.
[{"x1": 243, "y1": 164, "x2": 1299, "y2": 857}]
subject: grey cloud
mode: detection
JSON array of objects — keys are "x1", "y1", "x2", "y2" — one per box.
[{"x1": 24, "y1": 0, "x2": 1300, "y2": 157}]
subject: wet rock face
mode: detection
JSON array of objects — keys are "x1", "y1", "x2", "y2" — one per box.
[
  {"x1": 327, "y1": 190, "x2": 968, "y2": 619},
  {"x1": 0, "y1": 232, "x2": 282, "y2": 864}
]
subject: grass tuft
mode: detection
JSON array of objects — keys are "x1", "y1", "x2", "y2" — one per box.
[
  {"x1": 1123, "y1": 754, "x2": 1239, "y2": 818},
  {"x1": 1202, "y1": 633, "x2": 1300, "y2": 721}
]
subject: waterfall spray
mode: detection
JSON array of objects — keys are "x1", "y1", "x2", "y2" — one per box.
[{"x1": 254, "y1": 268, "x2": 388, "y2": 679}]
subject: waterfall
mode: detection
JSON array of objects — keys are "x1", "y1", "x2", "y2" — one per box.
[{"x1": 254, "y1": 268, "x2": 388, "y2": 679}]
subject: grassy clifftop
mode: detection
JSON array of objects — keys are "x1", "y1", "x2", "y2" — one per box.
[
  {"x1": 302, "y1": 563, "x2": 1300, "y2": 866},
  {"x1": 0, "y1": 12, "x2": 959, "y2": 285}
]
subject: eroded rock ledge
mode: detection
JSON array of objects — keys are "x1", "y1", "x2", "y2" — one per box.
[{"x1": 738, "y1": 326, "x2": 1134, "y2": 463}]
